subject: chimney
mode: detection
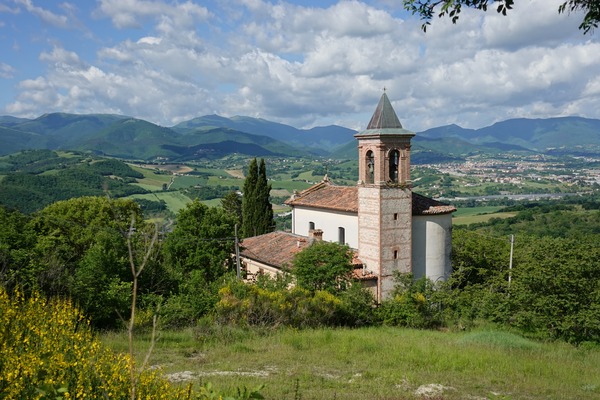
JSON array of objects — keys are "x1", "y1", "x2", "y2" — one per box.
[{"x1": 309, "y1": 229, "x2": 323, "y2": 241}]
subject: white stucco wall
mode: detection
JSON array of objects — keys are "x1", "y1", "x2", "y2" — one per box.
[
  {"x1": 412, "y1": 214, "x2": 453, "y2": 282},
  {"x1": 292, "y1": 206, "x2": 359, "y2": 248},
  {"x1": 243, "y1": 258, "x2": 281, "y2": 281},
  {"x1": 290, "y1": 203, "x2": 453, "y2": 284}
]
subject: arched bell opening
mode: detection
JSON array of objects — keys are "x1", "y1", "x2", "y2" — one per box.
[
  {"x1": 389, "y1": 149, "x2": 399, "y2": 183},
  {"x1": 365, "y1": 150, "x2": 375, "y2": 184}
]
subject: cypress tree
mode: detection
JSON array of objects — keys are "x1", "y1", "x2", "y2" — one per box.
[
  {"x1": 257, "y1": 158, "x2": 274, "y2": 234},
  {"x1": 241, "y1": 158, "x2": 273, "y2": 238},
  {"x1": 241, "y1": 158, "x2": 258, "y2": 237}
]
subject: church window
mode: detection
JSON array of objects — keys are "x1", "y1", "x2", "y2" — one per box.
[
  {"x1": 393, "y1": 213, "x2": 398, "y2": 220},
  {"x1": 365, "y1": 150, "x2": 374, "y2": 184},
  {"x1": 389, "y1": 150, "x2": 399, "y2": 183},
  {"x1": 338, "y1": 227, "x2": 345, "y2": 245},
  {"x1": 309, "y1": 221, "x2": 315, "y2": 231},
  {"x1": 393, "y1": 250, "x2": 398, "y2": 259}
]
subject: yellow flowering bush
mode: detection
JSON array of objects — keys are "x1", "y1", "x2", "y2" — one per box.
[
  {"x1": 0, "y1": 288, "x2": 183, "y2": 399},
  {"x1": 215, "y1": 281, "x2": 348, "y2": 328}
]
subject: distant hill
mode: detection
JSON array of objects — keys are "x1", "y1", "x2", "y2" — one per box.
[
  {"x1": 330, "y1": 131, "x2": 534, "y2": 163},
  {"x1": 0, "y1": 116, "x2": 31, "y2": 127},
  {"x1": 2, "y1": 113, "x2": 599, "y2": 161},
  {"x1": 0, "y1": 125, "x2": 47, "y2": 154},
  {"x1": 170, "y1": 127, "x2": 303, "y2": 159},
  {"x1": 79, "y1": 118, "x2": 183, "y2": 159},
  {"x1": 0, "y1": 113, "x2": 309, "y2": 160},
  {"x1": 418, "y1": 117, "x2": 600, "y2": 151},
  {"x1": 0, "y1": 150, "x2": 148, "y2": 213},
  {"x1": 173, "y1": 114, "x2": 356, "y2": 154}
]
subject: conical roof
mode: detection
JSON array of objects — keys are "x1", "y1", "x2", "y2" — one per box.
[
  {"x1": 355, "y1": 92, "x2": 414, "y2": 137},
  {"x1": 367, "y1": 92, "x2": 403, "y2": 129}
]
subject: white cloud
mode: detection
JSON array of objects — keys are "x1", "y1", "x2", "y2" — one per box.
[
  {"x1": 15, "y1": 0, "x2": 69, "y2": 28},
  {"x1": 481, "y1": 0, "x2": 584, "y2": 50},
  {"x1": 0, "y1": 62, "x2": 15, "y2": 79},
  {"x1": 95, "y1": 0, "x2": 210, "y2": 29},
  {"x1": 4, "y1": 0, "x2": 600, "y2": 132}
]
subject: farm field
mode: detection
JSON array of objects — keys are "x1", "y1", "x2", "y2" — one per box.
[
  {"x1": 452, "y1": 206, "x2": 517, "y2": 226},
  {"x1": 128, "y1": 191, "x2": 192, "y2": 214},
  {"x1": 102, "y1": 326, "x2": 600, "y2": 400}
]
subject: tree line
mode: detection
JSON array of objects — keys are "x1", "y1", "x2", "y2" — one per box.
[{"x1": 0, "y1": 150, "x2": 148, "y2": 213}]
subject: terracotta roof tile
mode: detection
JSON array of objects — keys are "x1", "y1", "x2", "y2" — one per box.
[
  {"x1": 412, "y1": 192, "x2": 457, "y2": 215},
  {"x1": 285, "y1": 179, "x2": 456, "y2": 215},
  {"x1": 241, "y1": 231, "x2": 377, "y2": 281},
  {"x1": 285, "y1": 179, "x2": 358, "y2": 213},
  {"x1": 240, "y1": 231, "x2": 311, "y2": 269}
]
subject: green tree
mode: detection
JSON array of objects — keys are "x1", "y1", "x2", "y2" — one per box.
[
  {"x1": 435, "y1": 229, "x2": 513, "y2": 326},
  {"x1": 509, "y1": 235, "x2": 600, "y2": 343},
  {"x1": 0, "y1": 206, "x2": 35, "y2": 291},
  {"x1": 241, "y1": 158, "x2": 258, "y2": 238},
  {"x1": 221, "y1": 190, "x2": 243, "y2": 227},
  {"x1": 403, "y1": 0, "x2": 600, "y2": 34},
  {"x1": 26, "y1": 196, "x2": 151, "y2": 327},
  {"x1": 162, "y1": 200, "x2": 236, "y2": 283},
  {"x1": 292, "y1": 241, "x2": 355, "y2": 294},
  {"x1": 257, "y1": 159, "x2": 274, "y2": 234},
  {"x1": 241, "y1": 158, "x2": 273, "y2": 238},
  {"x1": 161, "y1": 201, "x2": 237, "y2": 326}
]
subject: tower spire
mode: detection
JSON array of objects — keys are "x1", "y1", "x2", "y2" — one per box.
[{"x1": 366, "y1": 91, "x2": 403, "y2": 130}]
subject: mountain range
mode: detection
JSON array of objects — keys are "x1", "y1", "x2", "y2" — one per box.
[{"x1": 1, "y1": 113, "x2": 599, "y2": 162}]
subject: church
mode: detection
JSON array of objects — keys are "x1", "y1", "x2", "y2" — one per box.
[{"x1": 240, "y1": 92, "x2": 455, "y2": 302}]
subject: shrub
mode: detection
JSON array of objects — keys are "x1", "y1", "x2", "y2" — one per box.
[
  {"x1": 0, "y1": 287, "x2": 264, "y2": 399},
  {"x1": 0, "y1": 287, "x2": 180, "y2": 399},
  {"x1": 215, "y1": 280, "x2": 350, "y2": 329},
  {"x1": 378, "y1": 273, "x2": 443, "y2": 329},
  {"x1": 292, "y1": 241, "x2": 354, "y2": 294}
]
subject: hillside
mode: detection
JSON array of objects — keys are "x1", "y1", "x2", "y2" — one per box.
[
  {"x1": 419, "y1": 117, "x2": 600, "y2": 151},
  {"x1": 2, "y1": 113, "x2": 599, "y2": 160},
  {"x1": 167, "y1": 127, "x2": 304, "y2": 159},
  {"x1": 173, "y1": 114, "x2": 357, "y2": 153},
  {"x1": 0, "y1": 150, "x2": 148, "y2": 213},
  {"x1": 0, "y1": 113, "x2": 307, "y2": 160}
]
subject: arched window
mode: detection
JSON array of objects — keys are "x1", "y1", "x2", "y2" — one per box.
[
  {"x1": 338, "y1": 227, "x2": 345, "y2": 245},
  {"x1": 389, "y1": 149, "x2": 399, "y2": 183},
  {"x1": 366, "y1": 150, "x2": 374, "y2": 184},
  {"x1": 309, "y1": 221, "x2": 315, "y2": 231}
]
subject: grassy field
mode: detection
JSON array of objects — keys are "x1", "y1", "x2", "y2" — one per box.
[
  {"x1": 102, "y1": 326, "x2": 600, "y2": 400},
  {"x1": 130, "y1": 165, "x2": 172, "y2": 188},
  {"x1": 128, "y1": 191, "x2": 192, "y2": 214},
  {"x1": 452, "y1": 206, "x2": 517, "y2": 226},
  {"x1": 272, "y1": 180, "x2": 313, "y2": 192}
]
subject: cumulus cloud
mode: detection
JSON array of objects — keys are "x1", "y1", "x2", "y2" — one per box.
[
  {"x1": 3, "y1": 0, "x2": 600, "y2": 131},
  {"x1": 95, "y1": 0, "x2": 210, "y2": 29}
]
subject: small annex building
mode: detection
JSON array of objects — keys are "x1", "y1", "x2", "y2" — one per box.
[{"x1": 240, "y1": 92, "x2": 455, "y2": 302}]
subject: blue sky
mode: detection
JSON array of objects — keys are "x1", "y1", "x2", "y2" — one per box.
[{"x1": 1, "y1": 0, "x2": 598, "y2": 131}]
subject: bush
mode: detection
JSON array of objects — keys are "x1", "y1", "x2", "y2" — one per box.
[
  {"x1": 158, "y1": 271, "x2": 223, "y2": 329},
  {"x1": 214, "y1": 274, "x2": 378, "y2": 330},
  {"x1": 215, "y1": 280, "x2": 348, "y2": 329},
  {"x1": 378, "y1": 273, "x2": 443, "y2": 329},
  {"x1": 0, "y1": 287, "x2": 263, "y2": 399},
  {"x1": 0, "y1": 288, "x2": 180, "y2": 399}
]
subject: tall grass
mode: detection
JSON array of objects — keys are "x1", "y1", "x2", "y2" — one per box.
[{"x1": 101, "y1": 326, "x2": 600, "y2": 400}]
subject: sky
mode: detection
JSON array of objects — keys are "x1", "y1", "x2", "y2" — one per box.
[{"x1": 1, "y1": 0, "x2": 599, "y2": 132}]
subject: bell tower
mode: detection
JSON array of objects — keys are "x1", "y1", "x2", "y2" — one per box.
[{"x1": 355, "y1": 92, "x2": 415, "y2": 301}]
